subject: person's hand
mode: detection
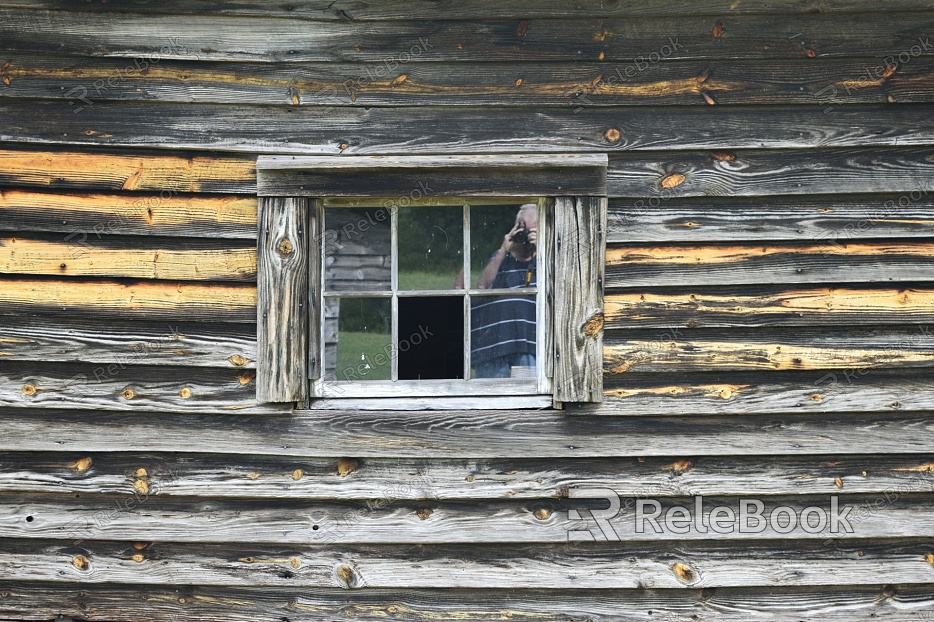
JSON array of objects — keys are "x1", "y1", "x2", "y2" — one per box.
[{"x1": 501, "y1": 222, "x2": 523, "y2": 255}]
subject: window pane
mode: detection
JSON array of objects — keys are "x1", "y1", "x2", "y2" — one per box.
[
  {"x1": 471, "y1": 203, "x2": 538, "y2": 290},
  {"x1": 324, "y1": 207, "x2": 391, "y2": 292},
  {"x1": 398, "y1": 296, "x2": 464, "y2": 380},
  {"x1": 397, "y1": 205, "x2": 463, "y2": 291},
  {"x1": 329, "y1": 297, "x2": 392, "y2": 381},
  {"x1": 470, "y1": 293, "x2": 536, "y2": 379}
]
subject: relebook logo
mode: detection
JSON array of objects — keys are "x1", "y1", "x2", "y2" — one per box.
[{"x1": 567, "y1": 489, "x2": 855, "y2": 540}]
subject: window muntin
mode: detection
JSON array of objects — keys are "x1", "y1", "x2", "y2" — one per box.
[{"x1": 317, "y1": 197, "x2": 547, "y2": 398}]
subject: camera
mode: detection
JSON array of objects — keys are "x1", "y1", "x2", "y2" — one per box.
[{"x1": 511, "y1": 225, "x2": 530, "y2": 245}]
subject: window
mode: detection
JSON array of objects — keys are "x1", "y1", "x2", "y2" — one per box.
[{"x1": 255, "y1": 154, "x2": 607, "y2": 408}]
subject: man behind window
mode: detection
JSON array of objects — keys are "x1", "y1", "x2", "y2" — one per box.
[{"x1": 470, "y1": 204, "x2": 537, "y2": 378}]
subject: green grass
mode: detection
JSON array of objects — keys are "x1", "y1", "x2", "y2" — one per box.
[
  {"x1": 335, "y1": 331, "x2": 392, "y2": 381},
  {"x1": 397, "y1": 270, "x2": 461, "y2": 291}
]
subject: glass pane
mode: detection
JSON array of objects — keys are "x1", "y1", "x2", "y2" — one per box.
[
  {"x1": 324, "y1": 207, "x2": 391, "y2": 292},
  {"x1": 470, "y1": 203, "x2": 538, "y2": 290},
  {"x1": 328, "y1": 297, "x2": 392, "y2": 381},
  {"x1": 398, "y1": 296, "x2": 465, "y2": 380},
  {"x1": 470, "y1": 293, "x2": 536, "y2": 379},
  {"x1": 397, "y1": 205, "x2": 464, "y2": 291}
]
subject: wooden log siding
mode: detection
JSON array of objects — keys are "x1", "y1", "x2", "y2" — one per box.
[{"x1": 5, "y1": 3, "x2": 934, "y2": 619}]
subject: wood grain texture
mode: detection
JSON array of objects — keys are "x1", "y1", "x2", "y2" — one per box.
[
  {"x1": 7, "y1": 101, "x2": 934, "y2": 153},
  {"x1": 0, "y1": 278, "x2": 256, "y2": 322},
  {"x1": 0, "y1": 148, "x2": 256, "y2": 192},
  {"x1": 554, "y1": 196, "x2": 605, "y2": 403},
  {"x1": 2, "y1": 492, "x2": 931, "y2": 543},
  {"x1": 0, "y1": 189, "x2": 257, "y2": 238},
  {"x1": 1, "y1": 0, "x2": 925, "y2": 19},
  {"x1": 0, "y1": 234, "x2": 256, "y2": 281},
  {"x1": 0, "y1": 582, "x2": 931, "y2": 621},
  {"x1": 8, "y1": 55, "x2": 934, "y2": 108},
  {"x1": 607, "y1": 148, "x2": 934, "y2": 198},
  {"x1": 257, "y1": 154, "x2": 607, "y2": 197},
  {"x1": 0, "y1": 539, "x2": 932, "y2": 588},
  {"x1": 605, "y1": 240, "x2": 934, "y2": 288},
  {"x1": 257, "y1": 196, "x2": 309, "y2": 403},
  {"x1": 0, "y1": 315, "x2": 255, "y2": 368},
  {"x1": 0, "y1": 364, "x2": 287, "y2": 414},
  {"x1": 605, "y1": 287, "x2": 934, "y2": 329},
  {"x1": 2, "y1": 452, "x2": 933, "y2": 499},
  {"x1": 607, "y1": 193, "x2": 934, "y2": 243},
  {"x1": 3, "y1": 408, "x2": 932, "y2": 457},
  {"x1": 2, "y1": 10, "x2": 933, "y2": 62}
]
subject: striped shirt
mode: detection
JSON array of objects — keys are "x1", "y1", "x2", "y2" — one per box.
[{"x1": 470, "y1": 253, "x2": 536, "y2": 365}]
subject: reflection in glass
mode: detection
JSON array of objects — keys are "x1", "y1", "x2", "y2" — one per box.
[
  {"x1": 470, "y1": 203, "x2": 538, "y2": 289},
  {"x1": 398, "y1": 205, "x2": 463, "y2": 290},
  {"x1": 470, "y1": 293, "x2": 536, "y2": 379},
  {"x1": 329, "y1": 297, "x2": 392, "y2": 381},
  {"x1": 324, "y1": 207, "x2": 391, "y2": 292},
  {"x1": 398, "y1": 296, "x2": 464, "y2": 380}
]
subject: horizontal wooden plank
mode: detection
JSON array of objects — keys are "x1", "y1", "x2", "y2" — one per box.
[
  {"x1": 0, "y1": 147, "x2": 256, "y2": 193},
  {"x1": 0, "y1": 583, "x2": 931, "y2": 622},
  {"x1": 607, "y1": 194, "x2": 934, "y2": 243},
  {"x1": 2, "y1": 10, "x2": 933, "y2": 62},
  {"x1": 6, "y1": 101, "x2": 934, "y2": 153},
  {"x1": 605, "y1": 241, "x2": 934, "y2": 288},
  {"x1": 0, "y1": 278, "x2": 256, "y2": 322},
  {"x1": 0, "y1": 235, "x2": 256, "y2": 281},
  {"x1": 1, "y1": 539, "x2": 932, "y2": 589},
  {"x1": 607, "y1": 148, "x2": 934, "y2": 198},
  {"x1": 604, "y1": 326, "x2": 934, "y2": 374},
  {"x1": 0, "y1": 189, "x2": 257, "y2": 238},
  {"x1": 1, "y1": 0, "x2": 925, "y2": 19},
  {"x1": 589, "y1": 368, "x2": 934, "y2": 416},
  {"x1": 2, "y1": 492, "x2": 932, "y2": 543},
  {"x1": 1, "y1": 452, "x2": 932, "y2": 499},
  {"x1": 605, "y1": 287, "x2": 934, "y2": 329},
  {"x1": 0, "y1": 316, "x2": 255, "y2": 368},
  {"x1": 0, "y1": 364, "x2": 284, "y2": 414},
  {"x1": 1, "y1": 408, "x2": 933, "y2": 457},
  {"x1": 8, "y1": 54, "x2": 934, "y2": 108}
]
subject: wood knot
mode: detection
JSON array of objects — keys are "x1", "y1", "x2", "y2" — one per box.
[
  {"x1": 604, "y1": 127, "x2": 621, "y2": 142},
  {"x1": 179, "y1": 387, "x2": 192, "y2": 399},
  {"x1": 277, "y1": 238, "x2": 294, "y2": 255},
  {"x1": 665, "y1": 458, "x2": 694, "y2": 474},
  {"x1": 22, "y1": 383, "x2": 37, "y2": 396},
  {"x1": 661, "y1": 173, "x2": 686, "y2": 189},
  {"x1": 121, "y1": 388, "x2": 136, "y2": 400},
  {"x1": 134, "y1": 468, "x2": 148, "y2": 478},
  {"x1": 337, "y1": 458, "x2": 360, "y2": 476},
  {"x1": 806, "y1": 48, "x2": 817, "y2": 58},
  {"x1": 671, "y1": 562, "x2": 697, "y2": 583},
  {"x1": 237, "y1": 371, "x2": 256, "y2": 385},
  {"x1": 133, "y1": 479, "x2": 149, "y2": 495},
  {"x1": 133, "y1": 542, "x2": 149, "y2": 550},
  {"x1": 533, "y1": 507, "x2": 551, "y2": 520},
  {"x1": 712, "y1": 21, "x2": 723, "y2": 38},
  {"x1": 416, "y1": 507, "x2": 433, "y2": 520},
  {"x1": 583, "y1": 312, "x2": 605, "y2": 337},
  {"x1": 834, "y1": 477, "x2": 843, "y2": 488},
  {"x1": 290, "y1": 557, "x2": 301, "y2": 569},
  {"x1": 291, "y1": 469, "x2": 304, "y2": 481},
  {"x1": 247, "y1": 472, "x2": 260, "y2": 479},
  {"x1": 925, "y1": 553, "x2": 934, "y2": 568},
  {"x1": 882, "y1": 585, "x2": 897, "y2": 598},
  {"x1": 131, "y1": 553, "x2": 145, "y2": 563},
  {"x1": 337, "y1": 564, "x2": 360, "y2": 587},
  {"x1": 69, "y1": 457, "x2": 93, "y2": 473},
  {"x1": 711, "y1": 152, "x2": 735, "y2": 161},
  {"x1": 228, "y1": 354, "x2": 248, "y2": 366},
  {"x1": 391, "y1": 73, "x2": 407, "y2": 85},
  {"x1": 72, "y1": 555, "x2": 90, "y2": 571}
]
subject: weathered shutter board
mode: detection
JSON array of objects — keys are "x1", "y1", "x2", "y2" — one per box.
[
  {"x1": 553, "y1": 196, "x2": 606, "y2": 403},
  {"x1": 256, "y1": 196, "x2": 309, "y2": 403}
]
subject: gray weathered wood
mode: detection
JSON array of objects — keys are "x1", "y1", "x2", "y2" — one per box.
[
  {"x1": 307, "y1": 199, "x2": 322, "y2": 384},
  {"x1": 257, "y1": 196, "x2": 309, "y2": 403},
  {"x1": 0, "y1": 539, "x2": 931, "y2": 588},
  {"x1": 257, "y1": 154, "x2": 608, "y2": 197},
  {"x1": 554, "y1": 196, "x2": 605, "y2": 403},
  {"x1": 1, "y1": 453, "x2": 932, "y2": 500}
]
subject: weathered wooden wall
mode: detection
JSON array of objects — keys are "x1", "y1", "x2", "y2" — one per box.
[{"x1": 2, "y1": 2, "x2": 934, "y2": 620}]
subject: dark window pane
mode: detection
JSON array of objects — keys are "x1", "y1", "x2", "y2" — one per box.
[
  {"x1": 324, "y1": 207, "x2": 391, "y2": 292},
  {"x1": 329, "y1": 297, "x2": 392, "y2": 381},
  {"x1": 471, "y1": 293, "x2": 536, "y2": 379},
  {"x1": 398, "y1": 205, "x2": 463, "y2": 290},
  {"x1": 398, "y1": 296, "x2": 464, "y2": 380}
]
